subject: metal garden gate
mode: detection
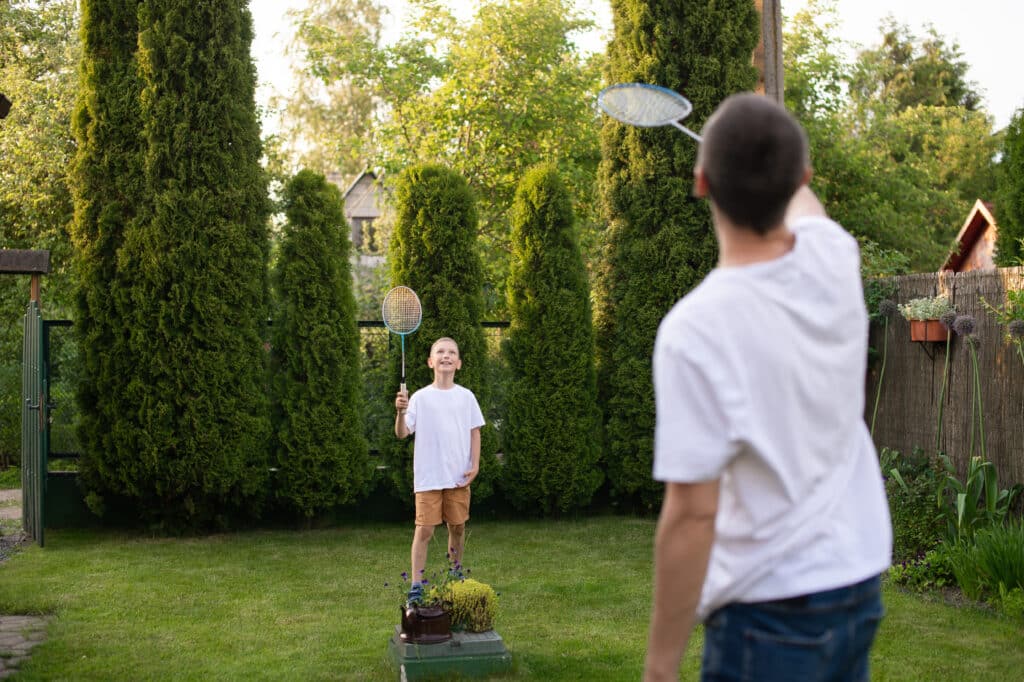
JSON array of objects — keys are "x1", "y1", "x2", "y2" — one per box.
[{"x1": 21, "y1": 300, "x2": 46, "y2": 546}]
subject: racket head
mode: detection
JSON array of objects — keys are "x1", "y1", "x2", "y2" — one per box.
[
  {"x1": 598, "y1": 82, "x2": 695, "y2": 128},
  {"x1": 382, "y1": 285, "x2": 423, "y2": 335}
]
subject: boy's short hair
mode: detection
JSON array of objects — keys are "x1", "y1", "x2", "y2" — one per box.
[
  {"x1": 698, "y1": 93, "x2": 809, "y2": 234},
  {"x1": 430, "y1": 337, "x2": 459, "y2": 354}
]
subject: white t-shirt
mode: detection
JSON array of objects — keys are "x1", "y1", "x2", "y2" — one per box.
[
  {"x1": 404, "y1": 384, "x2": 485, "y2": 493},
  {"x1": 653, "y1": 215, "x2": 892, "y2": 621}
]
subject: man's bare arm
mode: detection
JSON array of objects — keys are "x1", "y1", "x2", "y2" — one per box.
[{"x1": 643, "y1": 480, "x2": 720, "y2": 682}]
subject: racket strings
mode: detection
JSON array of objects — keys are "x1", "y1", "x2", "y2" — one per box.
[
  {"x1": 599, "y1": 84, "x2": 693, "y2": 127},
  {"x1": 382, "y1": 287, "x2": 422, "y2": 334}
]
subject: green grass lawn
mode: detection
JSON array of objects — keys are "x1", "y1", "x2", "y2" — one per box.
[{"x1": 0, "y1": 517, "x2": 1020, "y2": 680}]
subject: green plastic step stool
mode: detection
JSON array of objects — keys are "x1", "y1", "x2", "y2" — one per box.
[{"x1": 387, "y1": 628, "x2": 513, "y2": 680}]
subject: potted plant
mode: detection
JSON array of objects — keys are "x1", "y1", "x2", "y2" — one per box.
[
  {"x1": 388, "y1": 559, "x2": 500, "y2": 643},
  {"x1": 898, "y1": 295, "x2": 954, "y2": 342}
]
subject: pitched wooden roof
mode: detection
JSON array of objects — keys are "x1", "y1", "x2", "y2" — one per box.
[{"x1": 941, "y1": 199, "x2": 997, "y2": 272}]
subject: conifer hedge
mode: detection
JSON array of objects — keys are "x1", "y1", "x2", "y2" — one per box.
[
  {"x1": 502, "y1": 164, "x2": 602, "y2": 514},
  {"x1": 87, "y1": 0, "x2": 272, "y2": 529},
  {"x1": 996, "y1": 110, "x2": 1024, "y2": 266},
  {"x1": 70, "y1": 0, "x2": 144, "y2": 508},
  {"x1": 384, "y1": 165, "x2": 498, "y2": 504},
  {"x1": 595, "y1": 0, "x2": 759, "y2": 509},
  {"x1": 270, "y1": 170, "x2": 370, "y2": 518}
]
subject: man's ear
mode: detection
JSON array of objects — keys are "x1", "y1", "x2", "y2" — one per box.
[{"x1": 693, "y1": 167, "x2": 709, "y2": 199}]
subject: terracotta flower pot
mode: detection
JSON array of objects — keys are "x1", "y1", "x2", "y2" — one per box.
[
  {"x1": 400, "y1": 604, "x2": 452, "y2": 644},
  {"x1": 909, "y1": 319, "x2": 949, "y2": 342}
]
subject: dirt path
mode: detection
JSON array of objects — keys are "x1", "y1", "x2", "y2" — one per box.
[{"x1": 0, "y1": 489, "x2": 21, "y2": 521}]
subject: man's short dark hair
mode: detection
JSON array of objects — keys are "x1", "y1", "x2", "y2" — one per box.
[{"x1": 698, "y1": 93, "x2": 809, "y2": 234}]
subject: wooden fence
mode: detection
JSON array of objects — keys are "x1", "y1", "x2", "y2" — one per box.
[{"x1": 866, "y1": 266, "x2": 1024, "y2": 487}]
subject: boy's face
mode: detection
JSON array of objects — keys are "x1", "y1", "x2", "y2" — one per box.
[{"x1": 427, "y1": 339, "x2": 461, "y2": 375}]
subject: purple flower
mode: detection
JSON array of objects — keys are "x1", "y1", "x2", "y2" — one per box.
[
  {"x1": 401, "y1": 572, "x2": 408, "y2": 580},
  {"x1": 952, "y1": 314, "x2": 976, "y2": 337},
  {"x1": 878, "y1": 300, "x2": 899, "y2": 318},
  {"x1": 1009, "y1": 319, "x2": 1024, "y2": 339},
  {"x1": 940, "y1": 310, "x2": 957, "y2": 329}
]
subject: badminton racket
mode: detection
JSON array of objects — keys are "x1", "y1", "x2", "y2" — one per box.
[
  {"x1": 597, "y1": 82, "x2": 703, "y2": 142},
  {"x1": 382, "y1": 285, "x2": 423, "y2": 394}
]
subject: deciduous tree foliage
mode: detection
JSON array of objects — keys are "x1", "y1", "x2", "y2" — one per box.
[
  {"x1": 502, "y1": 164, "x2": 602, "y2": 515},
  {"x1": 270, "y1": 170, "x2": 370, "y2": 518},
  {"x1": 289, "y1": 0, "x2": 603, "y2": 313},
  {"x1": 71, "y1": 0, "x2": 145, "y2": 510},
  {"x1": 0, "y1": 0, "x2": 78, "y2": 463},
  {"x1": 594, "y1": 0, "x2": 759, "y2": 509},
  {"x1": 88, "y1": 0, "x2": 272, "y2": 530},
  {"x1": 383, "y1": 165, "x2": 497, "y2": 504},
  {"x1": 996, "y1": 109, "x2": 1024, "y2": 266},
  {"x1": 784, "y1": 1, "x2": 998, "y2": 271}
]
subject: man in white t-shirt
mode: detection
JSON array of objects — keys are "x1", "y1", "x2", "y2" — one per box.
[
  {"x1": 644, "y1": 93, "x2": 892, "y2": 682},
  {"x1": 395, "y1": 337, "x2": 485, "y2": 602}
]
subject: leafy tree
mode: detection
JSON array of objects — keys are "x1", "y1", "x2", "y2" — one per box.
[
  {"x1": 270, "y1": 170, "x2": 369, "y2": 519},
  {"x1": 288, "y1": 0, "x2": 603, "y2": 312},
  {"x1": 595, "y1": 0, "x2": 759, "y2": 509},
  {"x1": 383, "y1": 164, "x2": 497, "y2": 504},
  {"x1": 266, "y1": 0, "x2": 382, "y2": 183},
  {"x1": 92, "y1": 0, "x2": 272, "y2": 530},
  {"x1": 849, "y1": 18, "x2": 982, "y2": 116},
  {"x1": 502, "y1": 164, "x2": 602, "y2": 515},
  {"x1": 0, "y1": 0, "x2": 79, "y2": 463},
  {"x1": 996, "y1": 108, "x2": 1024, "y2": 266},
  {"x1": 784, "y1": 1, "x2": 998, "y2": 271},
  {"x1": 71, "y1": 0, "x2": 145, "y2": 506}
]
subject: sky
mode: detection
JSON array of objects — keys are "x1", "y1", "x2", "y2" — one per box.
[{"x1": 250, "y1": 0, "x2": 1023, "y2": 134}]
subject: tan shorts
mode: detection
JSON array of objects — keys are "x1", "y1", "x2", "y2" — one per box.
[{"x1": 415, "y1": 486, "x2": 471, "y2": 526}]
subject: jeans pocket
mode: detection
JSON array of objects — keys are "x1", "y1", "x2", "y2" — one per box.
[{"x1": 741, "y1": 626, "x2": 833, "y2": 682}]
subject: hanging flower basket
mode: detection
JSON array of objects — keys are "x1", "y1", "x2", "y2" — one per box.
[{"x1": 909, "y1": 319, "x2": 949, "y2": 342}]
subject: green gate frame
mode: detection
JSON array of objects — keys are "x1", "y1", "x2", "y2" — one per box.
[
  {"x1": 0, "y1": 249, "x2": 51, "y2": 547},
  {"x1": 22, "y1": 300, "x2": 46, "y2": 546}
]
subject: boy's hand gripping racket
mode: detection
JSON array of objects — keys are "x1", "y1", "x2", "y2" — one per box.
[
  {"x1": 597, "y1": 82, "x2": 703, "y2": 142},
  {"x1": 382, "y1": 285, "x2": 423, "y2": 394}
]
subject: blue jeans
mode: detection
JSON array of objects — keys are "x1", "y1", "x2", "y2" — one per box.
[{"x1": 700, "y1": 574, "x2": 884, "y2": 682}]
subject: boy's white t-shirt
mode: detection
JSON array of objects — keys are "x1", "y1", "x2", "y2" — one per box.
[
  {"x1": 404, "y1": 384, "x2": 485, "y2": 493},
  {"x1": 653, "y1": 215, "x2": 892, "y2": 621}
]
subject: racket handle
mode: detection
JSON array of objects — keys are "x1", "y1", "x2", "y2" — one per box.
[{"x1": 400, "y1": 382, "x2": 407, "y2": 394}]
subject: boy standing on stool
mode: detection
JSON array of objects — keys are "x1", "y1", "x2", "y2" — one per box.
[
  {"x1": 644, "y1": 94, "x2": 891, "y2": 681},
  {"x1": 395, "y1": 337, "x2": 484, "y2": 603}
]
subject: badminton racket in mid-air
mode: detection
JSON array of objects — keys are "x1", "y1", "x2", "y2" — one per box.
[
  {"x1": 597, "y1": 82, "x2": 703, "y2": 142},
  {"x1": 382, "y1": 285, "x2": 423, "y2": 394}
]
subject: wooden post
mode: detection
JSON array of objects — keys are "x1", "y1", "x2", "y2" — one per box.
[
  {"x1": 753, "y1": 0, "x2": 784, "y2": 104},
  {"x1": 0, "y1": 249, "x2": 50, "y2": 308}
]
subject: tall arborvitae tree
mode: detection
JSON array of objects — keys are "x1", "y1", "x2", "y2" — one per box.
[
  {"x1": 270, "y1": 170, "x2": 369, "y2": 518},
  {"x1": 70, "y1": 0, "x2": 144, "y2": 509},
  {"x1": 502, "y1": 164, "x2": 602, "y2": 515},
  {"x1": 105, "y1": 0, "x2": 272, "y2": 529},
  {"x1": 996, "y1": 109, "x2": 1024, "y2": 266},
  {"x1": 595, "y1": 0, "x2": 759, "y2": 509},
  {"x1": 383, "y1": 165, "x2": 497, "y2": 504}
]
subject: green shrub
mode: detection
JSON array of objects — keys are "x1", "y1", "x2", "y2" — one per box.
[
  {"x1": 937, "y1": 454, "x2": 1022, "y2": 544},
  {"x1": 887, "y1": 546, "x2": 956, "y2": 593},
  {"x1": 269, "y1": 170, "x2": 370, "y2": 518},
  {"x1": 0, "y1": 467, "x2": 20, "y2": 489},
  {"x1": 881, "y1": 448, "x2": 944, "y2": 564},
  {"x1": 946, "y1": 522, "x2": 1024, "y2": 605},
  {"x1": 443, "y1": 578, "x2": 499, "y2": 632},
  {"x1": 595, "y1": 0, "x2": 759, "y2": 510},
  {"x1": 503, "y1": 164, "x2": 602, "y2": 515}
]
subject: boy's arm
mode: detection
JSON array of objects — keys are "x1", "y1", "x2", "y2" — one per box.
[
  {"x1": 643, "y1": 480, "x2": 719, "y2": 682},
  {"x1": 394, "y1": 391, "x2": 410, "y2": 438},
  {"x1": 459, "y1": 427, "x2": 481, "y2": 487}
]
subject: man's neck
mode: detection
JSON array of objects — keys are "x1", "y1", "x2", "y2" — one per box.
[{"x1": 714, "y1": 210, "x2": 795, "y2": 268}]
